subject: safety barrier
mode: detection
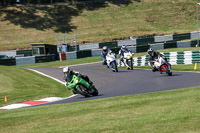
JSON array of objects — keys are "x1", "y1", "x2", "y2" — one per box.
[
  {"x1": 0, "y1": 54, "x2": 55, "y2": 66},
  {"x1": 16, "y1": 56, "x2": 35, "y2": 65},
  {"x1": 67, "y1": 31, "x2": 200, "y2": 52},
  {"x1": 1, "y1": 32, "x2": 200, "y2": 65},
  {"x1": 118, "y1": 50, "x2": 200, "y2": 67}
]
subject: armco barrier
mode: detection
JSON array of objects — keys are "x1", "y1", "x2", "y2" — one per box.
[
  {"x1": 16, "y1": 50, "x2": 32, "y2": 56},
  {"x1": 177, "y1": 41, "x2": 191, "y2": 48},
  {"x1": 79, "y1": 43, "x2": 99, "y2": 51},
  {"x1": 118, "y1": 40, "x2": 136, "y2": 46},
  {"x1": 65, "y1": 31, "x2": 200, "y2": 52},
  {"x1": 91, "y1": 49, "x2": 102, "y2": 57},
  {"x1": 0, "y1": 58, "x2": 16, "y2": 66},
  {"x1": 66, "y1": 51, "x2": 77, "y2": 60},
  {"x1": 77, "y1": 50, "x2": 92, "y2": 58},
  {"x1": 16, "y1": 56, "x2": 35, "y2": 65},
  {"x1": 173, "y1": 33, "x2": 190, "y2": 41},
  {"x1": 0, "y1": 50, "x2": 16, "y2": 57},
  {"x1": 99, "y1": 41, "x2": 118, "y2": 49},
  {"x1": 118, "y1": 50, "x2": 200, "y2": 67},
  {"x1": 164, "y1": 41, "x2": 177, "y2": 49},
  {"x1": 136, "y1": 37, "x2": 154, "y2": 45},
  {"x1": 149, "y1": 43, "x2": 164, "y2": 50},
  {"x1": 154, "y1": 35, "x2": 173, "y2": 42},
  {"x1": 35, "y1": 54, "x2": 55, "y2": 63}
]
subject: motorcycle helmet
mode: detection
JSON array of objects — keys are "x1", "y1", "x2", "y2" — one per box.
[
  {"x1": 103, "y1": 46, "x2": 108, "y2": 52},
  {"x1": 63, "y1": 66, "x2": 70, "y2": 75},
  {"x1": 122, "y1": 45, "x2": 126, "y2": 50},
  {"x1": 147, "y1": 48, "x2": 154, "y2": 56}
]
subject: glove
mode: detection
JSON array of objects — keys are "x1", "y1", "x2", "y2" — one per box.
[{"x1": 65, "y1": 83, "x2": 68, "y2": 87}]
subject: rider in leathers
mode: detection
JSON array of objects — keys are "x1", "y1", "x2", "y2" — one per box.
[
  {"x1": 119, "y1": 45, "x2": 132, "y2": 66},
  {"x1": 101, "y1": 46, "x2": 112, "y2": 65},
  {"x1": 63, "y1": 66, "x2": 93, "y2": 92},
  {"x1": 147, "y1": 48, "x2": 167, "y2": 72}
]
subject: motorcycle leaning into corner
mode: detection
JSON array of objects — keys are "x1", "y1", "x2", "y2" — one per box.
[
  {"x1": 106, "y1": 52, "x2": 118, "y2": 72},
  {"x1": 65, "y1": 75, "x2": 98, "y2": 97},
  {"x1": 152, "y1": 55, "x2": 172, "y2": 76},
  {"x1": 123, "y1": 51, "x2": 134, "y2": 70}
]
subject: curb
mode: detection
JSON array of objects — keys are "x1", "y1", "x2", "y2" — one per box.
[{"x1": 0, "y1": 95, "x2": 77, "y2": 111}]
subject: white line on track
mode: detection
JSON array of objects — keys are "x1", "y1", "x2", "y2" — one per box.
[
  {"x1": 27, "y1": 68, "x2": 78, "y2": 101},
  {"x1": 28, "y1": 68, "x2": 66, "y2": 85}
]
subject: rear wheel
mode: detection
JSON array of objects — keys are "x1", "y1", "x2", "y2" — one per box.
[
  {"x1": 91, "y1": 86, "x2": 98, "y2": 96},
  {"x1": 130, "y1": 59, "x2": 133, "y2": 70},
  {"x1": 76, "y1": 84, "x2": 90, "y2": 97}
]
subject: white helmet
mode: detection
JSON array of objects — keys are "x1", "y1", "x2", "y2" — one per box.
[
  {"x1": 147, "y1": 48, "x2": 154, "y2": 56},
  {"x1": 103, "y1": 46, "x2": 108, "y2": 52},
  {"x1": 122, "y1": 45, "x2": 126, "y2": 50},
  {"x1": 63, "y1": 66, "x2": 69, "y2": 73}
]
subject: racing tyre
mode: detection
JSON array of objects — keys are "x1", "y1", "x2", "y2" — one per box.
[
  {"x1": 130, "y1": 59, "x2": 133, "y2": 70},
  {"x1": 91, "y1": 86, "x2": 98, "y2": 96},
  {"x1": 162, "y1": 65, "x2": 172, "y2": 76},
  {"x1": 168, "y1": 72, "x2": 172, "y2": 76},
  {"x1": 76, "y1": 84, "x2": 90, "y2": 97},
  {"x1": 113, "y1": 61, "x2": 118, "y2": 72}
]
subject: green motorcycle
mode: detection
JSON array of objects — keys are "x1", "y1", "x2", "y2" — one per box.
[{"x1": 67, "y1": 75, "x2": 98, "y2": 97}]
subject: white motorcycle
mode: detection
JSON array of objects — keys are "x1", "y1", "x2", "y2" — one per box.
[
  {"x1": 153, "y1": 55, "x2": 172, "y2": 76},
  {"x1": 106, "y1": 52, "x2": 118, "y2": 72}
]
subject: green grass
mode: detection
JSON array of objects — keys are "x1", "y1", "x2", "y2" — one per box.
[
  {"x1": 0, "y1": 86, "x2": 199, "y2": 133},
  {"x1": 0, "y1": 0, "x2": 200, "y2": 50},
  {"x1": 0, "y1": 66, "x2": 71, "y2": 107},
  {"x1": 0, "y1": 47, "x2": 200, "y2": 132}
]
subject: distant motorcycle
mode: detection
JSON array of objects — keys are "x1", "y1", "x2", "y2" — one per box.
[
  {"x1": 123, "y1": 51, "x2": 134, "y2": 70},
  {"x1": 106, "y1": 52, "x2": 118, "y2": 72},
  {"x1": 66, "y1": 75, "x2": 98, "y2": 97},
  {"x1": 153, "y1": 55, "x2": 172, "y2": 76}
]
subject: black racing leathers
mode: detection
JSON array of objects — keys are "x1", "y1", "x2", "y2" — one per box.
[
  {"x1": 148, "y1": 52, "x2": 166, "y2": 66},
  {"x1": 64, "y1": 70, "x2": 91, "y2": 86}
]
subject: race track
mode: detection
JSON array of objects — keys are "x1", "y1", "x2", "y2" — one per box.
[{"x1": 30, "y1": 62, "x2": 200, "y2": 106}]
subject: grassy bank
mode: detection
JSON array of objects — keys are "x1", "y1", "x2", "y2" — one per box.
[
  {"x1": 0, "y1": 0, "x2": 200, "y2": 50},
  {"x1": 0, "y1": 86, "x2": 199, "y2": 133},
  {"x1": 0, "y1": 66, "x2": 71, "y2": 107}
]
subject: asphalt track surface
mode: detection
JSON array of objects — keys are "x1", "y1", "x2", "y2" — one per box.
[{"x1": 30, "y1": 62, "x2": 200, "y2": 106}]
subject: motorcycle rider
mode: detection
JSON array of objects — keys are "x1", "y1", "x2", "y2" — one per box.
[
  {"x1": 63, "y1": 66, "x2": 93, "y2": 91},
  {"x1": 147, "y1": 48, "x2": 167, "y2": 72},
  {"x1": 101, "y1": 46, "x2": 112, "y2": 65},
  {"x1": 118, "y1": 45, "x2": 133, "y2": 66}
]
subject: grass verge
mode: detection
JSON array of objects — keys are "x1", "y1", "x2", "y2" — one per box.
[
  {"x1": 0, "y1": 47, "x2": 200, "y2": 132},
  {"x1": 0, "y1": 86, "x2": 199, "y2": 133},
  {"x1": 0, "y1": 66, "x2": 71, "y2": 107}
]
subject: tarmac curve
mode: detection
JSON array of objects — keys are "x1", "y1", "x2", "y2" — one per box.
[{"x1": 30, "y1": 62, "x2": 200, "y2": 106}]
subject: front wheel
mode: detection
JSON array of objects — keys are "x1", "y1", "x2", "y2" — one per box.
[
  {"x1": 162, "y1": 65, "x2": 172, "y2": 76},
  {"x1": 168, "y1": 72, "x2": 172, "y2": 76},
  {"x1": 113, "y1": 61, "x2": 118, "y2": 72},
  {"x1": 76, "y1": 84, "x2": 90, "y2": 97}
]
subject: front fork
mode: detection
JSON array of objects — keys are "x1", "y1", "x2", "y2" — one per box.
[
  {"x1": 124, "y1": 59, "x2": 129, "y2": 67},
  {"x1": 167, "y1": 63, "x2": 171, "y2": 72}
]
